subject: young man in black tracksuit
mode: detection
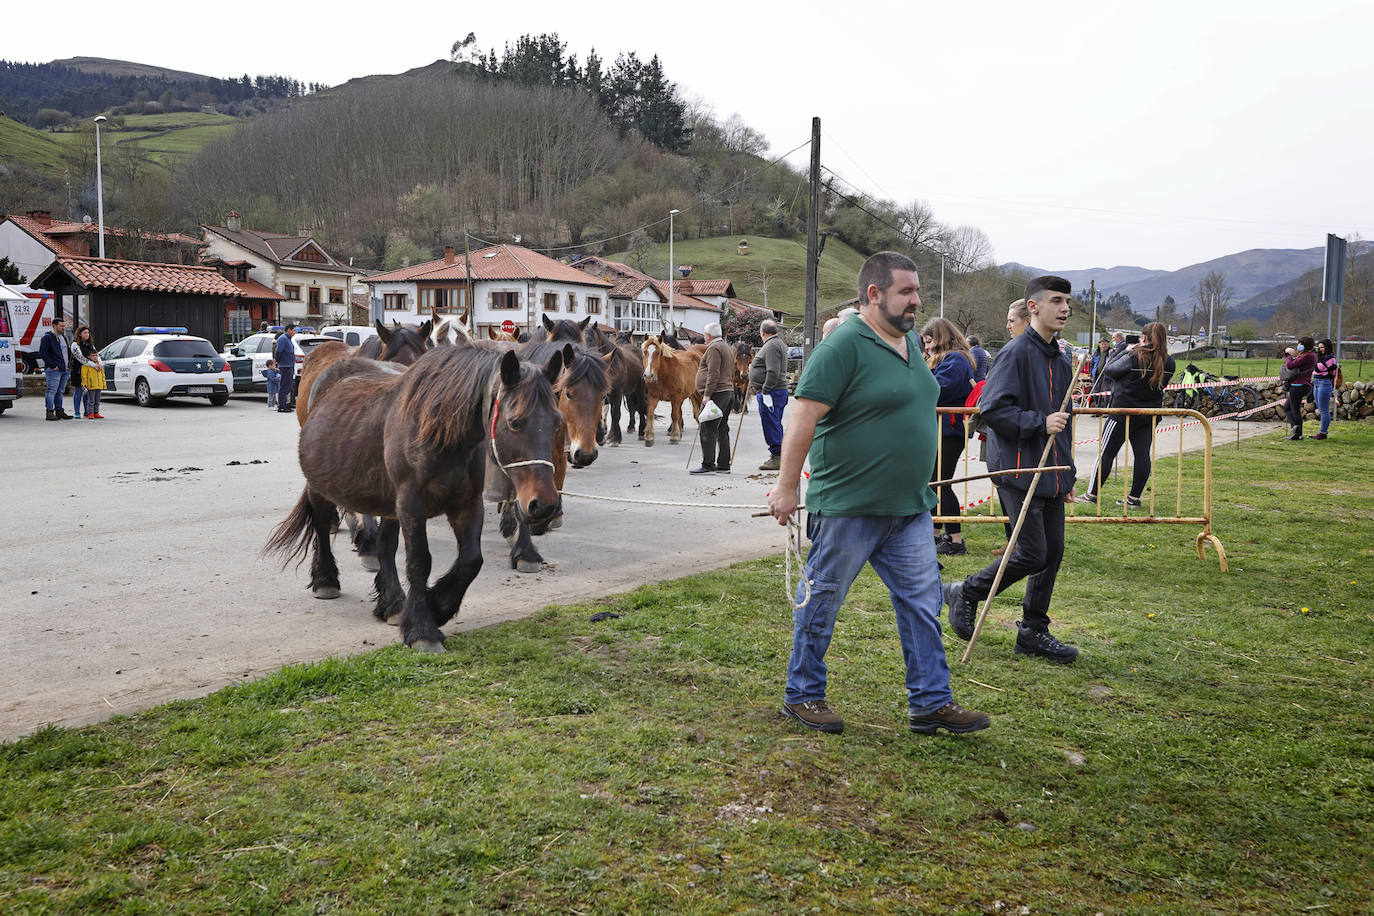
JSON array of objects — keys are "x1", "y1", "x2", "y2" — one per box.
[{"x1": 943, "y1": 276, "x2": 1079, "y2": 663}]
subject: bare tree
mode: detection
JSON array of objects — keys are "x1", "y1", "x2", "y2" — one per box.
[{"x1": 1192, "y1": 270, "x2": 1235, "y2": 335}]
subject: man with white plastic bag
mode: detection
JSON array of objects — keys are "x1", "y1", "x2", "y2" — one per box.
[{"x1": 691, "y1": 322, "x2": 737, "y2": 475}]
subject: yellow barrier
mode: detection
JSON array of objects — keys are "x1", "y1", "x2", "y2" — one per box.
[{"x1": 931, "y1": 406, "x2": 1227, "y2": 571}]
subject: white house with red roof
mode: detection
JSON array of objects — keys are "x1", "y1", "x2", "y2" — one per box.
[
  {"x1": 570, "y1": 256, "x2": 746, "y2": 336},
  {"x1": 362, "y1": 244, "x2": 614, "y2": 339},
  {"x1": 201, "y1": 212, "x2": 360, "y2": 327}
]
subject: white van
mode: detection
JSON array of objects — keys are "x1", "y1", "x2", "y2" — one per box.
[
  {"x1": 319, "y1": 325, "x2": 379, "y2": 347},
  {"x1": 0, "y1": 284, "x2": 24, "y2": 414},
  {"x1": 8, "y1": 285, "x2": 55, "y2": 373}
]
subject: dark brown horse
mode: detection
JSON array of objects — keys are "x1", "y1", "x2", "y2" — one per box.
[
  {"x1": 532, "y1": 314, "x2": 592, "y2": 343},
  {"x1": 640, "y1": 335, "x2": 704, "y2": 446},
  {"x1": 584, "y1": 323, "x2": 646, "y2": 445},
  {"x1": 265, "y1": 346, "x2": 564, "y2": 652},
  {"x1": 731, "y1": 340, "x2": 753, "y2": 413}
]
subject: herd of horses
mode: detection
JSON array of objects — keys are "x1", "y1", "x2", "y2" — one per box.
[{"x1": 266, "y1": 315, "x2": 753, "y2": 652}]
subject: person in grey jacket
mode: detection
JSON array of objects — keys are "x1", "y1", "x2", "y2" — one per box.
[
  {"x1": 943, "y1": 275, "x2": 1080, "y2": 664},
  {"x1": 749, "y1": 319, "x2": 789, "y2": 470}
]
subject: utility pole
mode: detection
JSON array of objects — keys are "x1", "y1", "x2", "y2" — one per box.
[
  {"x1": 1208, "y1": 292, "x2": 1216, "y2": 355},
  {"x1": 803, "y1": 116, "x2": 820, "y2": 358},
  {"x1": 1088, "y1": 280, "x2": 1097, "y2": 345},
  {"x1": 939, "y1": 256, "x2": 945, "y2": 318},
  {"x1": 464, "y1": 232, "x2": 475, "y2": 338}
]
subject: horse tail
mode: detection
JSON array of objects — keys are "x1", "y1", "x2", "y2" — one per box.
[{"x1": 263, "y1": 488, "x2": 327, "y2": 568}]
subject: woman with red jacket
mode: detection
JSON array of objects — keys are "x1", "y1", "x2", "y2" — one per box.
[{"x1": 1283, "y1": 336, "x2": 1317, "y2": 440}]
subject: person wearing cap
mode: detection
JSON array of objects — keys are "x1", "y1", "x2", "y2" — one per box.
[
  {"x1": 749, "y1": 319, "x2": 788, "y2": 471},
  {"x1": 767, "y1": 251, "x2": 990, "y2": 738}
]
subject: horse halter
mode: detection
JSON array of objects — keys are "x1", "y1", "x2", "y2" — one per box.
[{"x1": 487, "y1": 390, "x2": 555, "y2": 476}]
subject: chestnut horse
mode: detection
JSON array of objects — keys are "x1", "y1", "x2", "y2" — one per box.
[
  {"x1": 731, "y1": 340, "x2": 753, "y2": 413},
  {"x1": 640, "y1": 334, "x2": 704, "y2": 446},
  {"x1": 484, "y1": 340, "x2": 611, "y2": 571},
  {"x1": 266, "y1": 346, "x2": 564, "y2": 651}
]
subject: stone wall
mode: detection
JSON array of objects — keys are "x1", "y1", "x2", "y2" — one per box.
[{"x1": 1178, "y1": 380, "x2": 1374, "y2": 422}]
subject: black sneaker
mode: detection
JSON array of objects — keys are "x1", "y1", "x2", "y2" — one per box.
[
  {"x1": 1075, "y1": 492, "x2": 1099, "y2": 505},
  {"x1": 716, "y1": 466, "x2": 731, "y2": 475},
  {"x1": 1014, "y1": 623, "x2": 1079, "y2": 664},
  {"x1": 936, "y1": 538, "x2": 967, "y2": 556},
  {"x1": 782, "y1": 700, "x2": 843, "y2": 734},
  {"x1": 909, "y1": 700, "x2": 991, "y2": 735},
  {"x1": 689, "y1": 465, "x2": 716, "y2": 475},
  {"x1": 943, "y1": 581, "x2": 976, "y2": 640},
  {"x1": 1115, "y1": 496, "x2": 1143, "y2": 508}
]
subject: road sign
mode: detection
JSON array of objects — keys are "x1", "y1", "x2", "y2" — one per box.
[{"x1": 500, "y1": 319, "x2": 516, "y2": 334}]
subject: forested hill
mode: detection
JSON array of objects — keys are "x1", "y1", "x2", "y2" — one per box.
[{"x1": 0, "y1": 58, "x2": 323, "y2": 124}]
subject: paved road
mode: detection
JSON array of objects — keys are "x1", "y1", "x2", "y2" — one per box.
[{"x1": 0, "y1": 387, "x2": 1280, "y2": 740}]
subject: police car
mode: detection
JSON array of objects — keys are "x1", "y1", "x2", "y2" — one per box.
[
  {"x1": 222, "y1": 328, "x2": 338, "y2": 391},
  {"x1": 99, "y1": 327, "x2": 234, "y2": 407}
]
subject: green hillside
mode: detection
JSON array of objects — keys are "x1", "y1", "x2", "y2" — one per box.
[
  {"x1": 0, "y1": 117, "x2": 67, "y2": 177},
  {"x1": 1, "y1": 111, "x2": 242, "y2": 179},
  {"x1": 608, "y1": 235, "x2": 868, "y2": 319}
]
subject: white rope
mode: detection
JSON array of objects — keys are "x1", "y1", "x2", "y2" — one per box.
[{"x1": 558, "y1": 490, "x2": 767, "y2": 510}]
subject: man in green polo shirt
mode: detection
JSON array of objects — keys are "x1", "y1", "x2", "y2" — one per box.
[{"x1": 766, "y1": 251, "x2": 990, "y2": 737}]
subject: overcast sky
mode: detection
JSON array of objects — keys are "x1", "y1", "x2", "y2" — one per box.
[{"x1": 13, "y1": 0, "x2": 1373, "y2": 272}]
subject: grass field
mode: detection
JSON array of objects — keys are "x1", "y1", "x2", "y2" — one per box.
[
  {"x1": 1, "y1": 111, "x2": 241, "y2": 178},
  {"x1": 0, "y1": 118, "x2": 68, "y2": 177},
  {"x1": 608, "y1": 235, "x2": 868, "y2": 319},
  {"x1": 1180, "y1": 355, "x2": 1373, "y2": 381},
  {"x1": 2, "y1": 424, "x2": 1370, "y2": 912}
]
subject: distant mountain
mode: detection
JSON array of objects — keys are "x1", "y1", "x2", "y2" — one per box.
[
  {"x1": 1004, "y1": 247, "x2": 1326, "y2": 310},
  {"x1": 50, "y1": 57, "x2": 210, "y2": 82},
  {"x1": 1233, "y1": 242, "x2": 1373, "y2": 324}
]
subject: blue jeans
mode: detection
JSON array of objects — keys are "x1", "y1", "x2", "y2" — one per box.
[
  {"x1": 44, "y1": 368, "x2": 69, "y2": 412},
  {"x1": 756, "y1": 389, "x2": 787, "y2": 456},
  {"x1": 1313, "y1": 378, "x2": 1333, "y2": 434},
  {"x1": 786, "y1": 512, "x2": 953, "y2": 715}
]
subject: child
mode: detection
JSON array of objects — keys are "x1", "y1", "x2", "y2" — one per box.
[{"x1": 263, "y1": 359, "x2": 281, "y2": 410}]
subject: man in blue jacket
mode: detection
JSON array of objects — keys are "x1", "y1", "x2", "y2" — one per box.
[
  {"x1": 943, "y1": 276, "x2": 1080, "y2": 663},
  {"x1": 39, "y1": 316, "x2": 72, "y2": 421},
  {"x1": 273, "y1": 324, "x2": 297, "y2": 412}
]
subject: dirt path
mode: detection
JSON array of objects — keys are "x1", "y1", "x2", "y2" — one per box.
[{"x1": 0, "y1": 392, "x2": 1281, "y2": 740}]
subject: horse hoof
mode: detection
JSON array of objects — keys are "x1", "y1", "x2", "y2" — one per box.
[
  {"x1": 644, "y1": 439, "x2": 654, "y2": 447},
  {"x1": 411, "y1": 639, "x2": 446, "y2": 654},
  {"x1": 516, "y1": 559, "x2": 541, "y2": 573},
  {"x1": 359, "y1": 555, "x2": 380, "y2": 572},
  {"x1": 313, "y1": 586, "x2": 341, "y2": 599},
  {"x1": 385, "y1": 612, "x2": 403, "y2": 626}
]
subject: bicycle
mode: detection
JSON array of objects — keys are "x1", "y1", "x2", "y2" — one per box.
[{"x1": 1170, "y1": 364, "x2": 1260, "y2": 416}]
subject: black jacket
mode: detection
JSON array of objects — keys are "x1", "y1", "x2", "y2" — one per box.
[
  {"x1": 1105, "y1": 348, "x2": 1175, "y2": 408},
  {"x1": 981, "y1": 330, "x2": 1075, "y2": 498}
]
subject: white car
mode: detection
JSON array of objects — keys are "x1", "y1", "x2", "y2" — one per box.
[
  {"x1": 222, "y1": 331, "x2": 340, "y2": 391},
  {"x1": 320, "y1": 325, "x2": 379, "y2": 347},
  {"x1": 99, "y1": 328, "x2": 234, "y2": 407}
]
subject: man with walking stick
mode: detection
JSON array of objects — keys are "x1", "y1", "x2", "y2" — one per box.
[
  {"x1": 766, "y1": 252, "x2": 990, "y2": 736},
  {"x1": 943, "y1": 276, "x2": 1081, "y2": 663},
  {"x1": 750, "y1": 319, "x2": 789, "y2": 471}
]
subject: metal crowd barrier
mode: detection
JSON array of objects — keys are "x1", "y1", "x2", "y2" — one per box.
[{"x1": 931, "y1": 406, "x2": 1228, "y2": 571}]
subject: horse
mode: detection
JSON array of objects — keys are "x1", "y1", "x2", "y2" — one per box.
[
  {"x1": 296, "y1": 318, "x2": 435, "y2": 572},
  {"x1": 640, "y1": 334, "x2": 704, "y2": 446},
  {"x1": 584, "y1": 322, "x2": 646, "y2": 446},
  {"x1": 486, "y1": 340, "x2": 611, "y2": 571},
  {"x1": 532, "y1": 314, "x2": 592, "y2": 343},
  {"x1": 265, "y1": 346, "x2": 565, "y2": 652},
  {"x1": 731, "y1": 340, "x2": 753, "y2": 413}
]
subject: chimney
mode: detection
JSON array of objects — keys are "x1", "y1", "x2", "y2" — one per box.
[
  {"x1": 298, "y1": 226, "x2": 312, "y2": 238},
  {"x1": 226, "y1": 211, "x2": 241, "y2": 231},
  {"x1": 444, "y1": 246, "x2": 456, "y2": 265},
  {"x1": 26, "y1": 209, "x2": 52, "y2": 225}
]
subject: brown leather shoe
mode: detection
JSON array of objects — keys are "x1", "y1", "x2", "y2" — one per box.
[
  {"x1": 909, "y1": 700, "x2": 990, "y2": 735},
  {"x1": 782, "y1": 700, "x2": 843, "y2": 734}
]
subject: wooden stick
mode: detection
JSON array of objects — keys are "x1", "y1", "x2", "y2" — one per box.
[
  {"x1": 961, "y1": 355, "x2": 1085, "y2": 664},
  {"x1": 730, "y1": 386, "x2": 750, "y2": 465},
  {"x1": 932, "y1": 466, "x2": 1069, "y2": 488}
]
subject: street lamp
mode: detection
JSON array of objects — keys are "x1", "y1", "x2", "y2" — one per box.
[
  {"x1": 667, "y1": 208, "x2": 680, "y2": 330},
  {"x1": 93, "y1": 115, "x2": 107, "y2": 258}
]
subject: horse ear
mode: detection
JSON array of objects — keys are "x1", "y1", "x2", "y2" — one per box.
[
  {"x1": 579, "y1": 315, "x2": 591, "y2": 331},
  {"x1": 602, "y1": 350, "x2": 616, "y2": 366},
  {"x1": 419, "y1": 318, "x2": 434, "y2": 339},
  {"x1": 487, "y1": 327, "x2": 498, "y2": 340},
  {"x1": 542, "y1": 314, "x2": 555, "y2": 333},
  {"x1": 499, "y1": 350, "x2": 522, "y2": 388},
  {"x1": 561, "y1": 343, "x2": 576, "y2": 369},
  {"x1": 375, "y1": 320, "x2": 392, "y2": 343},
  {"x1": 543, "y1": 350, "x2": 565, "y2": 385}
]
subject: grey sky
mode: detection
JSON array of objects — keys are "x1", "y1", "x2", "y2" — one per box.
[{"x1": 14, "y1": 0, "x2": 1373, "y2": 272}]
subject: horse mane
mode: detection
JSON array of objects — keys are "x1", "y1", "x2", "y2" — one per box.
[
  {"x1": 733, "y1": 341, "x2": 752, "y2": 360},
  {"x1": 403, "y1": 345, "x2": 561, "y2": 448},
  {"x1": 519, "y1": 340, "x2": 608, "y2": 393}
]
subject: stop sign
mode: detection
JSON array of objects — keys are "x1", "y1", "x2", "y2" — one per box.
[{"x1": 501, "y1": 319, "x2": 516, "y2": 334}]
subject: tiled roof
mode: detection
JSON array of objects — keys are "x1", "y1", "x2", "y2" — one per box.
[
  {"x1": 203, "y1": 224, "x2": 359, "y2": 274},
  {"x1": 649, "y1": 279, "x2": 716, "y2": 312},
  {"x1": 4, "y1": 214, "x2": 201, "y2": 259},
  {"x1": 609, "y1": 278, "x2": 661, "y2": 299},
  {"x1": 676, "y1": 278, "x2": 734, "y2": 297},
  {"x1": 230, "y1": 278, "x2": 285, "y2": 300},
  {"x1": 728, "y1": 298, "x2": 773, "y2": 315},
  {"x1": 366, "y1": 245, "x2": 614, "y2": 287},
  {"x1": 50, "y1": 256, "x2": 240, "y2": 296}
]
